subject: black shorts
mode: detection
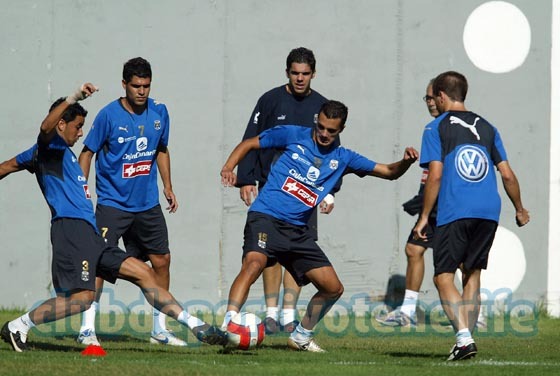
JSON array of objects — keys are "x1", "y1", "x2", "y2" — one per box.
[
  {"x1": 433, "y1": 218, "x2": 498, "y2": 275},
  {"x1": 50, "y1": 219, "x2": 105, "y2": 292},
  {"x1": 259, "y1": 184, "x2": 318, "y2": 240},
  {"x1": 406, "y1": 216, "x2": 437, "y2": 248},
  {"x1": 243, "y1": 211, "x2": 331, "y2": 286},
  {"x1": 50, "y1": 219, "x2": 131, "y2": 291},
  {"x1": 96, "y1": 204, "x2": 170, "y2": 261}
]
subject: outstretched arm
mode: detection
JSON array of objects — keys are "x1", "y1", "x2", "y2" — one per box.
[
  {"x1": 0, "y1": 157, "x2": 23, "y2": 180},
  {"x1": 220, "y1": 136, "x2": 261, "y2": 187},
  {"x1": 369, "y1": 147, "x2": 418, "y2": 180},
  {"x1": 497, "y1": 161, "x2": 529, "y2": 227}
]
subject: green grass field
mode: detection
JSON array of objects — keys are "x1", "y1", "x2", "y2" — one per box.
[{"x1": 1, "y1": 310, "x2": 559, "y2": 376}]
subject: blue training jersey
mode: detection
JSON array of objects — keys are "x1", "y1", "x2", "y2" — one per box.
[
  {"x1": 250, "y1": 126, "x2": 376, "y2": 225},
  {"x1": 83, "y1": 98, "x2": 170, "y2": 212},
  {"x1": 16, "y1": 134, "x2": 97, "y2": 231},
  {"x1": 419, "y1": 111, "x2": 507, "y2": 226}
]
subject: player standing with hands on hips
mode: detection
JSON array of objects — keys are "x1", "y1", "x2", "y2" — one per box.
[{"x1": 413, "y1": 71, "x2": 529, "y2": 361}]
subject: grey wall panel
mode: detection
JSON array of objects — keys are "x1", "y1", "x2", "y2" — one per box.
[{"x1": 0, "y1": 0, "x2": 550, "y2": 315}]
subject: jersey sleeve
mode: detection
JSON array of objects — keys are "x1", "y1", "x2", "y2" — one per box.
[
  {"x1": 490, "y1": 126, "x2": 508, "y2": 165},
  {"x1": 83, "y1": 109, "x2": 110, "y2": 153},
  {"x1": 236, "y1": 98, "x2": 265, "y2": 186},
  {"x1": 344, "y1": 149, "x2": 377, "y2": 175},
  {"x1": 156, "y1": 101, "x2": 170, "y2": 148},
  {"x1": 419, "y1": 119, "x2": 442, "y2": 168},
  {"x1": 258, "y1": 125, "x2": 301, "y2": 149},
  {"x1": 15, "y1": 144, "x2": 38, "y2": 174}
]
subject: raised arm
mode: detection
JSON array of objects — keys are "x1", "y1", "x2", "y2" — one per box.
[
  {"x1": 497, "y1": 160, "x2": 529, "y2": 227},
  {"x1": 0, "y1": 157, "x2": 23, "y2": 181},
  {"x1": 156, "y1": 146, "x2": 178, "y2": 213},
  {"x1": 220, "y1": 136, "x2": 261, "y2": 187},
  {"x1": 39, "y1": 83, "x2": 98, "y2": 144},
  {"x1": 369, "y1": 146, "x2": 418, "y2": 180}
]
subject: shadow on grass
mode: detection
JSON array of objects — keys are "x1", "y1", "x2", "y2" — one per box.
[{"x1": 387, "y1": 351, "x2": 443, "y2": 359}]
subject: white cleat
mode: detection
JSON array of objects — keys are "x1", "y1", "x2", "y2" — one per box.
[
  {"x1": 150, "y1": 330, "x2": 188, "y2": 347},
  {"x1": 375, "y1": 310, "x2": 417, "y2": 328},
  {"x1": 77, "y1": 329, "x2": 100, "y2": 346},
  {"x1": 287, "y1": 337, "x2": 326, "y2": 353}
]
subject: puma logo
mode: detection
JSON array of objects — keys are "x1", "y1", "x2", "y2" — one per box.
[{"x1": 450, "y1": 116, "x2": 480, "y2": 140}]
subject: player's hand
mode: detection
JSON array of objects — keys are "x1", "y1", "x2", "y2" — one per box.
[
  {"x1": 412, "y1": 216, "x2": 428, "y2": 241},
  {"x1": 319, "y1": 194, "x2": 335, "y2": 214},
  {"x1": 403, "y1": 147, "x2": 419, "y2": 163},
  {"x1": 240, "y1": 185, "x2": 257, "y2": 206},
  {"x1": 221, "y1": 167, "x2": 237, "y2": 187},
  {"x1": 66, "y1": 83, "x2": 98, "y2": 104},
  {"x1": 515, "y1": 208, "x2": 530, "y2": 227},
  {"x1": 164, "y1": 188, "x2": 178, "y2": 213}
]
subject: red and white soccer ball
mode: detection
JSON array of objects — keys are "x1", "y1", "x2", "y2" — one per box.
[{"x1": 226, "y1": 312, "x2": 265, "y2": 350}]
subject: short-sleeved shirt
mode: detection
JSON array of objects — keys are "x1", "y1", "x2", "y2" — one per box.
[
  {"x1": 83, "y1": 98, "x2": 170, "y2": 212},
  {"x1": 250, "y1": 126, "x2": 376, "y2": 226},
  {"x1": 16, "y1": 134, "x2": 97, "y2": 231},
  {"x1": 419, "y1": 111, "x2": 507, "y2": 226}
]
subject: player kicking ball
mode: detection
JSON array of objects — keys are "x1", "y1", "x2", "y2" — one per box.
[
  {"x1": 220, "y1": 100, "x2": 418, "y2": 352},
  {"x1": 0, "y1": 83, "x2": 227, "y2": 352}
]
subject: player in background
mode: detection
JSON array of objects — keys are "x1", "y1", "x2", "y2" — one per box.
[
  {"x1": 236, "y1": 47, "x2": 340, "y2": 334},
  {"x1": 0, "y1": 85, "x2": 226, "y2": 352},
  {"x1": 376, "y1": 79, "x2": 439, "y2": 327},
  {"x1": 77, "y1": 57, "x2": 183, "y2": 346},
  {"x1": 413, "y1": 71, "x2": 529, "y2": 360},
  {"x1": 221, "y1": 100, "x2": 418, "y2": 351},
  {"x1": 377, "y1": 79, "x2": 487, "y2": 329}
]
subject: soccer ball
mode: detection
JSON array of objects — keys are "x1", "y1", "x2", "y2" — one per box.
[{"x1": 226, "y1": 312, "x2": 265, "y2": 350}]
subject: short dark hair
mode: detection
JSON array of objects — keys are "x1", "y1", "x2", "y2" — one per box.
[
  {"x1": 432, "y1": 71, "x2": 468, "y2": 102},
  {"x1": 49, "y1": 97, "x2": 88, "y2": 122},
  {"x1": 123, "y1": 57, "x2": 152, "y2": 82},
  {"x1": 286, "y1": 47, "x2": 316, "y2": 72},
  {"x1": 320, "y1": 100, "x2": 348, "y2": 128}
]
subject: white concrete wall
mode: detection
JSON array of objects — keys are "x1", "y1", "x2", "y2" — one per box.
[{"x1": 0, "y1": 0, "x2": 552, "y2": 315}]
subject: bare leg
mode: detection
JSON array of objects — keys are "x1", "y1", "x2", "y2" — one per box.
[
  {"x1": 282, "y1": 270, "x2": 301, "y2": 310},
  {"x1": 30, "y1": 289, "x2": 94, "y2": 325},
  {"x1": 263, "y1": 263, "x2": 282, "y2": 310},
  {"x1": 405, "y1": 243, "x2": 427, "y2": 291},
  {"x1": 3, "y1": 289, "x2": 94, "y2": 352},
  {"x1": 148, "y1": 253, "x2": 171, "y2": 290},
  {"x1": 461, "y1": 269, "x2": 481, "y2": 333},
  {"x1": 117, "y1": 257, "x2": 181, "y2": 318},
  {"x1": 117, "y1": 257, "x2": 226, "y2": 345},
  {"x1": 434, "y1": 272, "x2": 467, "y2": 332},
  {"x1": 147, "y1": 253, "x2": 172, "y2": 336},
  {"x1": 299, "y1": 266, "x2": 344, "y2": 330},
  {"x1": 227, "y1": 252, "x2": 268, "y2": 312}
]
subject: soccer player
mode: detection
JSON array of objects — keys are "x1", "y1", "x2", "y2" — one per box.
[
  {"x1": 0, "y1": 85, "x2": 226, "y2": 352},
  {"x1": 77, "y1": 57, "x2": 182, "y2": 346},
  {"x1": 236, "y1": 47, "x2": 340, "y2": 334},
  {"x1": 377, "y1": 79, "x2": 486, "y2": 329},
  {"x1": 221, "y1": 100, "x2": 418, "y2": 352},
  {"x1": 413, "y1": 71, "x2": 529, "y2": 360},
  {"x1": 376, "y1": 79, "x2": 440, "y2": 327}
]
